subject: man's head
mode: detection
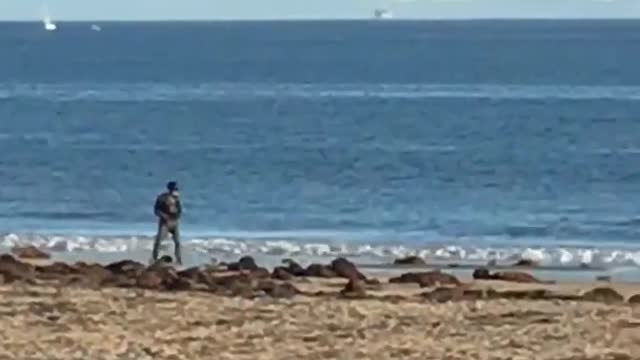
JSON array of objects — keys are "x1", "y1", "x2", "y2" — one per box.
[{"x1": 166, "y1": 181, "x2": 179, "y2": 193}]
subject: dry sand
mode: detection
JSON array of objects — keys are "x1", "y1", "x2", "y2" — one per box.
[{"x1": 1, "y1": 276, "x2": 640, "y2": 360}]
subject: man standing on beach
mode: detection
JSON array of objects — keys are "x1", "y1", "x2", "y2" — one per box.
[{"x1": 152, "y1": 181, "x2": 183, "y2": 265}]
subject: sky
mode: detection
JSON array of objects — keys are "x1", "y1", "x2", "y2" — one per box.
[{"x1": 1, "y1": 0, "x2": 640, "y2": 21}]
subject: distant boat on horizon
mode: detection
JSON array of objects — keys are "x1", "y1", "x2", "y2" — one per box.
[
  {"x1": 373, "y1": 8, "x2": 393, "y2": 20},
  {"x1": 41, "y1": 5, "x2": 57, "y2": 31}
]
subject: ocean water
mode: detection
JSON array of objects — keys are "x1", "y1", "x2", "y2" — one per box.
[{"x1": 2, "y1": 20, "x2": 640, "y2": 271}]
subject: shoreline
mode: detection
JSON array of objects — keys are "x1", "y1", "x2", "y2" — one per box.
[
  {"x1": 7, "y1": 246, "x2": 639, "y2": 284},
  {"x1": 0, "y1": 252, "x2": 640, "y2": 360},
  {"x1": 1, "y1": 250, "x2": 640, "y2": 359}
]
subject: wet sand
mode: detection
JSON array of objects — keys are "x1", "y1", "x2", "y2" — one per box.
[{"x1": 1, "y1": 266, "x2": 640, "y2": 360}]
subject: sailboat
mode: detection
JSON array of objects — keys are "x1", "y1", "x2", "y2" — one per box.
[
  {"x1": 373, "y1": 8, "x2": 393, "y2": 19},
  {"x1": 41, "y1": 5, "x2": 57, "y2": 31}
]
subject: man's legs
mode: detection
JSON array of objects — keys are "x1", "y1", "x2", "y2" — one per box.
[
  {"x1": 170, "y1": 224, "x2": 182, "y2": 265},
  {"x1": 152, "y1": 222, "x2": 169, "y2": 262}
]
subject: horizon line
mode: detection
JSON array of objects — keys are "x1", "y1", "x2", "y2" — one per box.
[{"x1": 2, "y1": 17, "x2": 640, "y2": 22}]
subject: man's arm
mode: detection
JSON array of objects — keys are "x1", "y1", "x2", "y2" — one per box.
[
  {"x1": 175, "y1": 197, "x2": 182, "y2": 219},
  {"x1": 154, "y1": 195, "x2": 169, "y2": 221}
]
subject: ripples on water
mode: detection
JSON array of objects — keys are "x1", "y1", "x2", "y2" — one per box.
[{"x1": 1, "y1": 21, "x2": 640, "y2": 267}]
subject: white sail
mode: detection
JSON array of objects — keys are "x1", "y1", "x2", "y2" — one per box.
[{"x1": 41, "y1": 5, "x2": 57, "y2": 31}]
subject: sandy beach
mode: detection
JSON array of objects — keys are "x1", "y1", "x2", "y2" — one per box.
[{"x1": 0, "y1": 250, "x2": 639, "y2": 360}]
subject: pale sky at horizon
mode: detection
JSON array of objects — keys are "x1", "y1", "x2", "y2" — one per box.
[{"x1": 1, "y1": 0, "x2": 640, "y2": 21}]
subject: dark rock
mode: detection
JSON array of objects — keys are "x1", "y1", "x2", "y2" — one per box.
[
  {"x1": 472, "y1": 267, "x2": 492, "y2": 280},
  {"x1": 473, "y1": 267, "x2": 548, "y2": 284},
  {"x1": 512, "y1": 259, "x2": 538, "y2": 267},
  {"x1": 77, "y1": 263, "x2": 114, "y2": 284},
  {"x1": 257, "y1": 280, "x2": 300, "y2": 298},
  {"x1": 340, "y1": 279, "x2": 367, "y2": 299},
  {"x1": 135, "y1": 264, "x2": 186, "y2": 291},
  {"x1": 389, "y1": 271, "x2": 460, "y2": 288},
  {"x1": 105, "y1": 260, "x2": 145, "y2": 276},
  {"x1": 305, "y1": 264, "x2": 337, "y2": 278},
  {"x1": 217, "y1": 275, "x2": 256, "y2": 298},
  {"x1": 166, "y1": 277, "x2": 196, "y2": 291},
  {"x1": 581, "y1": 287, "x2": 624, "y2": 303},
  {"x1": 11, "y1": 246, "x2": 51, "y2": 260},
  {"x1": 423, "y1": 287, "x2": 581, "y2": 303},
  {"x1": 596, "y1": 275, "x2": 612, "y2": 282},
  {"x1": 491, "y1": 271, "x2": 549, "y2": 284},
  {"x1": 628, "y1": 294, "x2": 640, "y2": 304},
  {"x1": 251, "y1": 267, "x2": 271, "y2": 279},
  {"x1": 213, "y1": 273, "x2": 255, "y2": 289},
  {"x1": 272, "y1": 266, "x2": 294, "y2": 281},
  {"x1": 0, "y1": 254, "x2": 35, "y2": 283},
  {"x1": 227, "y1": 256, "x2": 259, "y2": 271},
  {"x1": 158, "y1": 255, "x2": 173, "y2": 263},
  {"x1": 178, "y1": 267, "x2": 217, "y2": 289},
  {"x1": 330, "y1": 257, "x2": 366, "y2": 280},
  {"x1": 178, "y1": 266, "x2": 204, "y2": 280},
  {"x1": 487, "y1": 289, "x2": 549, "y2": 300},
  {"x1": 136, "y1": 271, "x2": 165, "y2": 290},
  {"x1": 36, "y1": 262, "x2": 79, "y2": 275},
  {"x1": 282, "y1": 259, "x2": 307, "y2": 276},
  {"x1": 393, "y1": 256, "x2": 426, "y2": 266},
  {"x1": 101, "y1": 274, "x2": 136, "y2": 288}
]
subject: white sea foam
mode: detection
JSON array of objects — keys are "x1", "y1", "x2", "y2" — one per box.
[
  {"x1": 2, "y1": 232, "x2": 640, "y2": 268},
  {"x1": 2, "y1": 82, "x2": 640, "y2": 102}
]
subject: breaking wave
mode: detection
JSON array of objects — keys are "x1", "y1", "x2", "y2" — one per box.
[
  {"x1": 2, "y1": 82, "x2": 640, "y2": 102},
  {"x1": 2, "y1": 232, "x2": 640, "y2": 268}
]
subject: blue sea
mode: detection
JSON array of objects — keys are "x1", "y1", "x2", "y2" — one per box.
[{"x1": 2, "y1": 20, "x2": 640, "y2": 273}]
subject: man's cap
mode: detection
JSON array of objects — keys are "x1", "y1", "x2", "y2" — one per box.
[{"x1": 167, "y1": 181, "x2": 178, "y2": 191}]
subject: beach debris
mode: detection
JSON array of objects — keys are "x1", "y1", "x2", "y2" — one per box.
[
  {"x1": 389, "y1": 271, "x2": 460, "y2": 288},
  {"x1": 472, "y1": 267, "x2": 550, "y2": 284},
  {"x1": 393, "y1": 256, "x2": 426, "y2": 266},
  {"x1": 11, "y1": 245, "x2": 50, "y2": 260},
  {"x1": 305, "y1": 263, "x2": 337, "y2": 278},
  {"x1": 330, "y1": 257, "x2": 366, "y2": 280},
  {"x1": 422, "y1": 287, "x2": 583, "y2": 303},
  {"x1": 580, "y1": 287, "x2": 624, "y2": 303},
  {"x1": 628, "y1": 294, "x2": 640, "y2": 304},
  {"x1": 0, "y1": 252, "x2": 632, "y2": 305}
]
